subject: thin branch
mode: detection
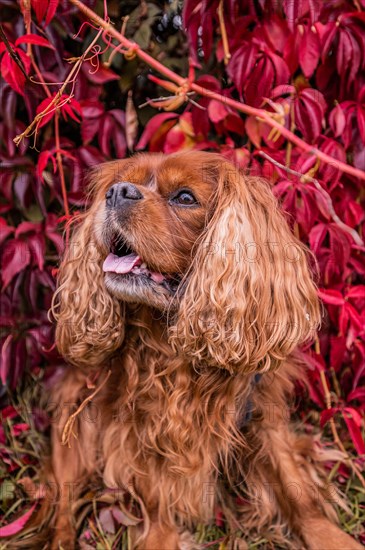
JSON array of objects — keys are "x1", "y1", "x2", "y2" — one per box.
[
  {"x1": 138, "y1": 91, "x2": 196, "y2": 109},
  {"x1": 54, "y1": 112, "x2": 70, "y2": 244},
  {"x1": 30, "y1": 57, "x2": 52, "y2": 98},
  {"x1": 63, "y1": 0, "x2": 365, "y2": 182},
  {"x1": 258, "y1": 150, "x2": 364, "y2": 246},
  {"x1": 61, "y1": 370, "x2": 112, "y2": 447},
  {"x1": 217, "y1": 1, "x2": 231, "y2": 65},
  {"x1": 104, "y1": 16, "x2": 129, "y2": 67}
]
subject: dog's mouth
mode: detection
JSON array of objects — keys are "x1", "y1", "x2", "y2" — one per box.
[{"x1": 103, "y1": 240, "x2": 181, "y2": 293}]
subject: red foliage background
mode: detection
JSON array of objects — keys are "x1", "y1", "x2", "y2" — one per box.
[{"x1": 0, "y1": 0, "x2": 364, "y2": 536}]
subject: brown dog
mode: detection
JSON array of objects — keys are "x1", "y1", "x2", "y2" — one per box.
[{"x1": 32, "y1": 152, "x2": 362, "y2": 549}]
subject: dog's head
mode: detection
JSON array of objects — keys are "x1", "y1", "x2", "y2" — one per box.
[
  {"x1": 53, "y1": 152, "x2": 320, "y2": 372},
  {"x1": 95, "y1": 153, "x2": 217, "y2": 310}
]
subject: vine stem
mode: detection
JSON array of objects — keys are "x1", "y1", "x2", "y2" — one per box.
[
  {"x1": 258, "y1": 151, "x2": 364, "y2": 246},
  {"x1": 21, "y1": 19, "x2": 71, "y2": 245},
  {"x1": 61, "y1": 370, "x2": 112, "y2": 447},
  {"x1": 30, "y1": 50, "x2": 71, "y2": 244},
  {"x1": 66, "y1": 0, "x2": 365, "y2": 182},
  {"x1": 13, "y1": 28, "x2": 103, "y2": 146},
  {"x1": 217, "y1": 1, "x2": 231, "y2": 64},
  {"x1": 54, "y1": 112, "x2": 70, "y2": 244}
]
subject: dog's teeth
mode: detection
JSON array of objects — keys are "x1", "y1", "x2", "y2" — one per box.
[{"x1": 140, "y1": 263, "x2": 147, "y2": 269}]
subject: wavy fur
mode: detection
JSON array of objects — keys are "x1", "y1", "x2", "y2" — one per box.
[
  {"x1": 170, "y1": 160, "x2": 321, "y2": 374},
  {"x1": 20, "y1": 152, "x2": 361, "y2": 550}
]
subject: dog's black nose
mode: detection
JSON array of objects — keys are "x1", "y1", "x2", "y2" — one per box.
[{"x1": 105, "y1": 182, "x2": 143, "y2": 208}]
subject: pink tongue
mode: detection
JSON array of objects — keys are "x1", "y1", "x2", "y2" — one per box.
[{"x1": 103, "y1": 253, "x2": 141, "y2": 274}]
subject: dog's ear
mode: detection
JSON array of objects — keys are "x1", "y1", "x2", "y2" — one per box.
[
  {"x1": 52, "y1": 164, "x2": 125, "y2": 368},
  {"x1": 170, "y1": 159, "x2": 321, "y2": 374}
]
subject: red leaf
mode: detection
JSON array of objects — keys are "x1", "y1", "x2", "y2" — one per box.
[
  {"x1": 36, "y1": 96, "x2": 57, "y2": 127},
  {"x1": 343, "y1": 199, "x2": 364, "y2": 227},
  {"x1": 308, "y1": 0, "x2": 321, "y2": 24},
  {"x1": 245, "y1": 116, "x2": 261, "y2": 148},
  {"x1": 357, "y1": 106, "x2": 365, "y2": 144},
  {"x1": 320, "y1": 407, "x2": 338, "y2": 428},
  {"x1": 81, "y1": 118, "x2": 100, "y2": 144},
  {"x1": 309, "y1": 222, "x2": 328, "y2": 254},
  {"x1": 164, "y1": 125, "x2": 187, "y2": 154},
  {"x1": 319, "y1": 138, "x2": 346, "y2": 185},
  {"x1": 37, "y1": 150, "x2": 56, "y2": 182},
  {"x1": 295, "y1": 89, "x2": 325, "y2": 142},
  {"x1": 0, "y1": 50, "x2": 31, "y2": 96},
  {"x1": 80, "y1": 99, "x2": 104, "y2": 119},
  {"x1": 345, "y1": 303, "x2": 364, "y2": 336},
  {"x1": 0, "y1": 503, "x2": 37, "y2": 537},
  {"x1": 347, "y1": 285, "x2": 365, "y2": 301},
  {"x1": 0, "y1": 405, "x2": 17, "y2": 420},
  {"x1": 98, "y1": 111, "x2": 126, "y2": 158},
  {"x1": 28, "y1": 233, "x2": 46, "y2": 271},
  {"x1": 245, "y1": 57, "x2": 275, "y2": 107},
  {"x1": 45, "y1": 0, "x2": 59, "y2": 25},
  {"x1": 15, "y1": 221, "x2": 40, "y2": 237},
  {"x1": 262, "y1": 15, "x2": 289, "y2": 54},
  {"x1": 321, "y1": 21, "x2": 337, "y2": 62},
  {"x1": 227, "y1": 42, "x2": 259, "y2": 99},
  {"x1": 36, "y1": 94, "x2": 82, "y2": 128},
  {"x1": 31, "y1": 0, "x2": 49, "y2": 22},
  {"x1": 298, "y1": 25, "x2": 320, "y2": 78},
  {"x1": 45, "y1": 214, "x2": 64, "y2": 254},
  {"x1": 329, "y1": 336, "x2": 347, "y2": 370},
  {"x1": 0, "y1": 334, "x2": 13, "y2": 386},
  {"x1": 271, "y1": 84, "x2": 296, "y2": 98},
  {"x1": 12, "y1": 422, "x2": 30, "y2": 436},
  {"x1": 224, "y1": 113, "x2": 245, "y2": 134},
  {"x1": 208, "y1": 100, "x2": 228, "y2": 123},
  {"x1": 348, "y1": 388, "x2": 365, "y2": 402},
  {"x1": 1, "y1": 239, "x2": 31, "y2": 288},
  {"x1": 283, "y1": 0, "x2": 299, "y2": 32},
  {"x1": 62, "y1": 101, "x2": 82, "y2": 123},
  {"x1": 329, "y1": 104, "x2": 346, "y2": 137},
  {"x1": 269, "y1": 50, "x2": 291, "y2": 84},
  {"x1": 337, "y1": 29, "x2": 353, "y2": 76},
  {"x1": 0, "y1": 218, "x2": 14, "y2": 246},
  {"x1": 15, "y1": 34, "x2": 54, "y2": 49},
  {"x1": 136, "y1": 113, "x2": 178, "y2": 150},
  {"x1": 343, "y1": 408, "x2": 365, "y2": 455},
  {"x1": 317, "y1": 289, "x2": 344, "y2": 306},
  {"x1": 328, "y1": 224, "x2": 353, "y2": 266}
]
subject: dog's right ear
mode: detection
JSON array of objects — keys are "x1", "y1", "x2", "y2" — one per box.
[{"x1": 52, "y1": 163, "x2": 126, "y2": 368}]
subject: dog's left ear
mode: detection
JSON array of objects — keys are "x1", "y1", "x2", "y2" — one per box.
[{"x1": 170, "y1": 159, "x2": 321, "y2": 374}]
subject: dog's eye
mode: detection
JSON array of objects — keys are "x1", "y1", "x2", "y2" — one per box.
[{"x1": 170, "y1": 189, "x2": 198, "y2": 207}]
